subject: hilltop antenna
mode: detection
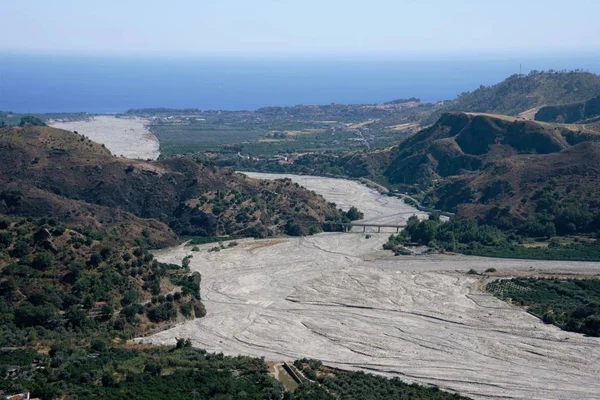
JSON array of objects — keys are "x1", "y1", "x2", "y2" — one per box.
[{"x1": 520, "y1": 64, "x2": 522, "y2": 76}]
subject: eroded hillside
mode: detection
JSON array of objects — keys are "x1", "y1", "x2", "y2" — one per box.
[{"x1": 0, "y1": 126, "x2": 343, "y2": 239}]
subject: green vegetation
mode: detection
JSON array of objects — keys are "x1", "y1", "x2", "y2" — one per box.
[
  {"x1": 0, "y1": 344, "x2": 284, "y2": 400},
  {"x1": 345, "y1": 206, "x2": 364, "y2": 221},
  {"x1": 125, "y1": 108, "x2": 202, "y2": 116},
  {"x1": 487, "y1": 181, "x2": 600, "y2": 237},
  {"x1": 486, "y1": 278, "x2": 600, "y2": 336},
  {"x1": 0, "y1": 125, "x2": 344, "y2": 241},
  {"x1": 321, "y1": 206, "x2": 366, "y2": 233},
  {"x1": 19, "y1": 116, "x2": 47, "y2": 127},
  {"x1": 133, "y1": 103, "x2": 430, "y2": 158},
  {"x1": 384, "y1": 215, "x2": 600, "y2": 260},
  {"x1": 535, "y1": 94, "x2": 600, "y2": 123},
  {"x1": 291, "y1": 359, "x2": 469, "y2": 400},
  {"x1": 423, "y1": 71, "x2": 600, "y2": 124},
  {"x1": 0, "y1": 216, "x2": 204, "y2": 346}
]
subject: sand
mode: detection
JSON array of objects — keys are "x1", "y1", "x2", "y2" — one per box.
[
  {"x1": 49, "y1": 116, "x2": 160, "y2": 160},
  {"x1": 138, "y1": 173, "x2": 600, "y2": 400}
]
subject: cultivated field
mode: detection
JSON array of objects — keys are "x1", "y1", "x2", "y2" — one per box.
[
  {"x1": 50, "y1": 116, "x2": 160, "y2": 159},
  {"x1": 140, "y1": 173, "x2": 600, "y2": 400}
]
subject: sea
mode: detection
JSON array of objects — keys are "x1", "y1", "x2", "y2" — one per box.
[{"x1": 1, "y1": 52, "x2": 599, "y2": 113}]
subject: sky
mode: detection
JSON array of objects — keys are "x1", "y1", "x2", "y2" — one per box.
[{"x1": 1, "y1": 0, "x2": 599, "y2": 56}]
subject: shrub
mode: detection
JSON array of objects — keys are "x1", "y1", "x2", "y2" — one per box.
[
  {"x1": 10, "y1": 240, "x2": 30, "y2": 258},
  {"x1": 147, "y1": 302, "x2": 177, "y2": 322},
  {"x1": 0, "y1": 230, "x2": 12, "y2": 248},
  {"x1": 345, "y1": 206, "x2": 364, "y2": 221},
  {"x1": 90, "y1": 339, "x2": 107, "y2": 352},
  {"x1": 31, "y1": 251, "x2": 54, "y2": 270}
]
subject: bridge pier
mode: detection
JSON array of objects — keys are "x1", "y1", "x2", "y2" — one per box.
[
  {"x1": 363, "y1": 226, "x2": 366, "y2": 233},
  {"x1": 377, "y1": 226, "x2": 381, "y2": 233}
]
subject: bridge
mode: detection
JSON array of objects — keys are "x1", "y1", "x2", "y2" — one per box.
[{"x1": 336, "y1": 222, "x2": 406, "y2": 233}]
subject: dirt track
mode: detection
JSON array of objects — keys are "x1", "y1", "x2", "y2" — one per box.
[{"x1": 140, "y1": 173, "x2": 600, "y2": 400}]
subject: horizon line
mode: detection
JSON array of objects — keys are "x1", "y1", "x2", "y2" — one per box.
[{"x1": 2, "y1": 48, "x2": 600, "y2": 60}]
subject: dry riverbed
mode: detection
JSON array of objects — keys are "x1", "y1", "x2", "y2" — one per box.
[
  {"x1": 49, "y1": 115, "x2": 160, "y2": 159},
  {"x1": 139, "y1": 173, "x2": 600, "y2": 400}
]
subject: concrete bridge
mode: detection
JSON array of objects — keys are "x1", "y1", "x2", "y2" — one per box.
[{"x1": 336, "y1": 222, "x2": 406, "y2": 233}]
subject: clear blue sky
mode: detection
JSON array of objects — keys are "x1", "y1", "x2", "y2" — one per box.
[{"x1": 1, "y1": 0, "x2": 599, "y2": 56}]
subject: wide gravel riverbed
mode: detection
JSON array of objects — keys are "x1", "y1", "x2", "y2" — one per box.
[
  {"x1": 140, "y1": 172, "x2": 600, "y2": 400},
  {"x1": 50, "y1": 116, "x2": 160, "y2": 160}
]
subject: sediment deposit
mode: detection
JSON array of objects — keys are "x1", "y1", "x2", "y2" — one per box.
[{"x1": 140, "y1": 173, "x2": 600, "y2": 400}]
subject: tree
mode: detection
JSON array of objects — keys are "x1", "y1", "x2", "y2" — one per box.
[
  {"x1": 0, "y1": 230, "x2": 12, "y2": 248},
  {"x1": 83, "y1": 294, "x2": 95, "y2": 310},
  {"x1": 14, "y1": 303, "x2": 57, "y2": 328},
  {"x1": 284, "y1": 220, "x2": 303, "y2": 236},
  {"x1": 583, "y1": 315, "x2": 600, "y2": 337},
  {"x1": 176, "y1": 338, "x2": 192, "y2": 349},
  {"x1": 10, "y1": 240, "x2": 30, "y2": 257},
  {"x1": 65, "y1": 305, "x2": 88, "y2": 329},
  {"x1": 101, "y1": 372, "x2": 118, "y2": 387},
  {"x1": 19, "y1": 116, "x2": 46, "y2": 127},
  {"x1": 147, "y1": 302, "x2": 177, "y2": 322},
  {"x1": 31, "y1": 251, "x2": 54, "y2": 270},
  {"x1": 144, "y1": 362, "x2": 163, "y2": 377},
  {"x1": 100, "y1": 304, "x2": 114, "y2": 320},
  {"x1": 345, "y1": 206, "x2": 364, "y2": 221},
  {"x1": 91, "y1": 339, "x2": 107, "y2": 352},
  {"x1": 414, "y1": 219, "x2": 438, "y2": 244},
  {"x1": 88, "y1": 252, "x2": 103, "y2": 267}
]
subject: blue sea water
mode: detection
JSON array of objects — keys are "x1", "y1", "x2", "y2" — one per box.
[{"x1": 1, "y1": 52, "x2": 599, "y2": 113}]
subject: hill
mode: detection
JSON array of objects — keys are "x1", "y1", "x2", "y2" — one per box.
[
  {"x1": 0, "y1": 126, "x2": 342, "y2": 239},
  {"x1": 375, "y1": 113, "x2": 600, "y2": 236},
  {"x1": 432, "y1": 141, "x2": 600, "y2": 233},
  {"x1": 0, "y1": 127, "x2": 471, "y2": 400},
  {"x1": 383, "y1": 112, "x2": 593, "y2": 187},
  {"x1": 422, "y1": 71, "x2": 600, "y2": 125},
  {"x1": 535, "y1": 94, "x2": 600, "y2": 123},
  {"x1": 0, "y1": 125, "x2": 346, "y2": 349},
  {"x1": 0, "y1": 214, "x2": 207, "y2": 346}
]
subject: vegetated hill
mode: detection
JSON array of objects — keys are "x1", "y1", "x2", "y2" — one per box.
[
  {"x1": 422, "y1": 71, "x2": 600, "y2": 125},
  {"x1": 0, "y1": 214, "x2": 206, "y2": 347},
  {"x1": 224, "y1": 149, "x2": 395, "y2": 183},
  {"x1": 0, "y1": 126, "x2": 343, "y2": 238},
  {"x1": 380, "y1": 112, "x2": 600, "y2": 235},
  {"x1": 432, "y1": 141, "x2": 600, "y2": 234},
  {"x1": 535, "y1": 94, "x2": 600, "y2": 123}
]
